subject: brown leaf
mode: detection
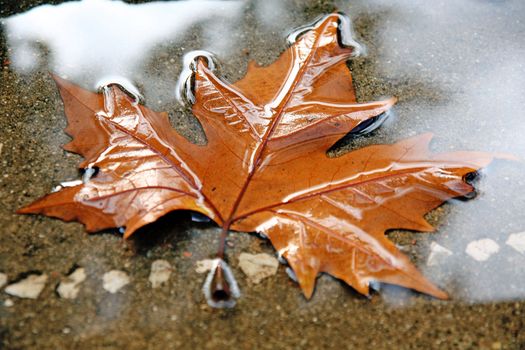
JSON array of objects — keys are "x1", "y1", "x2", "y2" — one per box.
[{"x1": 19, "y1": 14, "x2": 497, "y2": 300}]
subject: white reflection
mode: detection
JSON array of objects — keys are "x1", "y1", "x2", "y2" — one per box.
[
  {"x1": 3, "y1": 0, "x2": 242, "y2": 83},
  {"x1": 255, "y1": 0, "x2": 288, "y2": 29}
]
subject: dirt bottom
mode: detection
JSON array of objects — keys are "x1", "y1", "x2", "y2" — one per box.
[{"x1": 1, "y1": 0, "x2": 524, "y2": 349}]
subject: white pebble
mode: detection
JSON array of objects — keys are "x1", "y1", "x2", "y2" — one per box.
[
  {"x1": 426, "y1": 242, "x2": 453, "y2": 266},
  {"x1": 57, "y1": 268, "x2": 86, "y2": 299},
  {"x1": 5, "y1": 274, "x2": 48, "y2": 299},
  {"x1": 0, "y1": 273, "x2": 7, "y2": 289},
  {"x1": 238, "y1": 253, "x2": 278, "y2": 284},
  {"x1": 195, "y1": 259, "x2": 216, "y2": 274},
  {"x1": 506, "y1": 232, "x2": 525, "y2": 254},
  {"x1": 102, "y1": 270, "x2": 130, "y2": 293},
  {"x1": 149, "y1": 260, "x2": 172, "y2": 288},
  {"x1": 465, "y1": 239, "x2": 500, "y2": 261},
  {"x1": 4, "y1": 299, "x2": 14, "y2": 307}
]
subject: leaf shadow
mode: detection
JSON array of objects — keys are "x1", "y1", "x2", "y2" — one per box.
[{"x1": 129, "y1": 210, "x2": 216, "y2": 256}]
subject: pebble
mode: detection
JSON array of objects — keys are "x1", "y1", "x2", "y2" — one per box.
[
  {"x1": 465, "y1": 239, "x2": 500, "y2": 261},
  {"x1": 238, "y1": 252, "x2": 278, "y2": 284},
  {"x1": 102, "y1": 270, "x2": 130, "y2": 293},
  {"x1": 4, "y1": 299, "x2": 14, "y2": 307},
  {"x1": 57, "y1": 268, "x2": 86, "y2": 299},
  {"x1": 4, "y1": 274, "x2": 48, "y2": 299},
  {"x1": 0, "y1": 273, "x2": 7, "y2": 289},
  {"x1": 149, "y1": 260, "x2": 172, "y2": 288},
  {"x1": 505, "y1": 232, "x2": 525, "y2": 254},
  {"x1": 426, "y1": 242, "x2": 453, "y2": 266},
  {"x1": 195, "y1": 259, "x2": 215, "y2": 274}
]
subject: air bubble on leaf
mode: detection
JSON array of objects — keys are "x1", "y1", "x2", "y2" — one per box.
[
  {"x1": 176, "y1": 50, "x2": 218, "y2": 107},
  {"x1": 95, "y1": 76, "x2": 143, "y2": 105},
  {"x1": 202, "y1": 258, "x2": 240, "y2": 308},
  {"x1": 286, "y1": 13, "x2": 364, "y2": 57}
]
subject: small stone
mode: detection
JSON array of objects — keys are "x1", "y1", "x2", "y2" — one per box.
[
  {"x1": 491, "y1": 341, "x2": 502, "y2": 350},
  {"x1": 465, "y1": 239, "x2": 500, "y2": 261},
  {"x1": 149, "y1": 260, "x2": 172, "y2": 288},
  {"x1": 426, "y1": 242, "x2": 453, "y2": 266},
  {"x1": 506, "y1": 232, "x2": 525, "y2": 254},
  {"x1": 238, "y1": 253, "x2": 278, "y2": 284},
  {"x1": 195, "y1": 259, "x2": 215, "y2": 274},
  {"x1": 62, "y1": 327, "x2": 71, "y2": 334},
  {"x1": 5, "y1": 274, "x2": 48, "y2": 299},
  {"x1": 0, "y1": 273, "x2": 7, "y2": 289},
  {"x1": 102, "y1": 270, "x2": 130, "y2": 293},
  {"x1": 57, "y1": 268, "x2": 86, "y2": 299},
  {"x1": 4, "y1": 299, "x2": 14, "y2": 307}
]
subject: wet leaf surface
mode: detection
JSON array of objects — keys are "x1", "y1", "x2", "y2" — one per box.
[{"x1": 19, "y1": 14, "x2": 497, "y2": 301}]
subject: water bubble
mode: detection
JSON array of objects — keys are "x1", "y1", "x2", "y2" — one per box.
[
  {"x1": 175, "y1": 50, "x2": 218, "y2": 107},
  {"x1": 95, "y1": 76, "x2": 143, "y2": 104},
  {"x1": 202, "y1": 258, "x2": 240, "y2": 308},
  {"x1": 286, "y1": 13, "x2": 365, "y2": 57}
]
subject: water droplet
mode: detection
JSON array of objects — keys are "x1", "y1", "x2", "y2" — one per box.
[{"x1": 176, "y1": 50, "x2": 218, "y2": 107}]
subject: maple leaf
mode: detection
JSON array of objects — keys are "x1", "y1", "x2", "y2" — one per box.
[{"x1": 19, "y1": 13, "x2": 496, "y2": 303}]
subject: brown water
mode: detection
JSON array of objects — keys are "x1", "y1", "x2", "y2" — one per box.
[{"x1": 1, "y1": 0, "x2": 524, "y2": 348}]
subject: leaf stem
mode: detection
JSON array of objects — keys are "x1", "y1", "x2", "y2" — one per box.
[{"x1": 216, "y1": 224, "x2": 229, "y2": 259}]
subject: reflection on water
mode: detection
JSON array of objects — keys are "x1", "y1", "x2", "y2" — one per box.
[
  {"x1": 343, "y1": 0, "x2": 525, "y2": 303},
  {"x1": 1, "y1": 0, "x2": 525, "y2": 308},
  {"x1": 3, "y1": 0, "x2": 242, "y2": 88}
]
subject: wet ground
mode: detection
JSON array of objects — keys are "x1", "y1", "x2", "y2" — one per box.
[{"x1": 1, "y1": 0, "x2": 525, "y2": 348}]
